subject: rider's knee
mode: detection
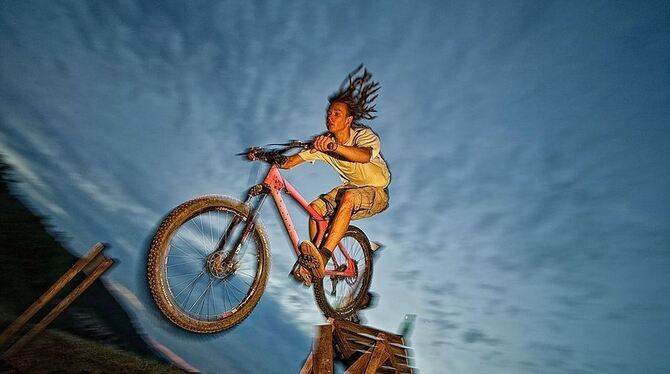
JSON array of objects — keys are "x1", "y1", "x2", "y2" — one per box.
[{"x1": 309, "y1": 201, "x2": 326, "y2": 216}]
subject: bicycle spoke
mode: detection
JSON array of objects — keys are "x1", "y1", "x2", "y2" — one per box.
[
  {"x1": 195, "y1": 215, "x2": 214, "y2": 251},
  {"x1": 183, "y1": 223, "x2": 211, "y2": 255},
  {"x1": 227, "y1": 279, "x2": 247, "y2": 300},
  {"x1": 173, "y1": 270, "x2": 205, "y2": 302},
  {"x1": 173, "y1": 233, "x2": 207, "y2": 258},
  {"x1": 189, "y1": 278, "x2": 212, "y2": 313},
  {"x1": 194, "y1": 215, "x2": 207, "y2": 243},
  {"x1": 169, "y1": 273, "x2": 205, "y2": 290},
  {"x1": 171, "y1": 239, "x2": 205, "y2": 260},
  {"x1": 166, "y1": 258, "x2": 204, "y2": 267},
  {"x1": 235, "y1": 272, "x2": 254, "y2": 287},
  {"x1": 223, "y1": 281, "x2": 234, "y2": 312},
  {"x1": 208, "y1": 211, "x2": 214, "y2": 248}
]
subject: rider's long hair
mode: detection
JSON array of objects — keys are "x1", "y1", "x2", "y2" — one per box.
[{"x1": 328, "y1": 65, "x2": 380, "y2": 126}]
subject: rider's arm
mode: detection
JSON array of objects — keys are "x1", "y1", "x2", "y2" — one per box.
[
  {"x1": 312, "y1": 133, "x2": 376, "y2": 163},
  {"x1": 279, "y1": 154, "x2": 306, "y2": 169},
  {"x1": 329, "y1": 144, "x2": 372, "y2": 163}
]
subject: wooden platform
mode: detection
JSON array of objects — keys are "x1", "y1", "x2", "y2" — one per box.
[{"x1": 300, "y1": 318, "x2": 414, "y2": 374}]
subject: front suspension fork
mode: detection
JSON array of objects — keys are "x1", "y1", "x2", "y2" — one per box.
[{"x1": 218, "y1": 185, "x2": 268, "y2": 263}]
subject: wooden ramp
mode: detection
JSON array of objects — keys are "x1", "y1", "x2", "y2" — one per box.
[{"x1": 300, "y1": 318, "x2": 415, "y2": 374}]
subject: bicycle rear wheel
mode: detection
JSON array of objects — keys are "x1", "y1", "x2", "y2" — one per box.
[
  {"x1": 313, "y1": 226, "x2": 373, "y2": 319},
  {"x1": 147, "y1": 195, "x2": 270, "y2": 333}
]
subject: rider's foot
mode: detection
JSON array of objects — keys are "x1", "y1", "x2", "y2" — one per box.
[{"x1": 299, "y1": 241, "x2": 330, "y2": 278}]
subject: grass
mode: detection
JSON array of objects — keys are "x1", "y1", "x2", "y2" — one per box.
[{"x1": 2, "y1": 324, "x2": 183, "y2": 373}]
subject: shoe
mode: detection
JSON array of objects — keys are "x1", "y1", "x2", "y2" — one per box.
[{"x1": 298, "y1": 241, "x2": 330, "y2": 278}]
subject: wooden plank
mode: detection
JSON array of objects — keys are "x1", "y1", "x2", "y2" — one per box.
[
  {"x1": 313, "y1": 324, "x2": 334, "y2": 374},
  {"x1": 335, "y1": 319, "x2": 406, "y2": 345},
  {"x1": 1, "y1": 258, "x2": 113, "y2": 359},
  {"x1": 0, "y1": 243, "x2": 105, "y2": 349},
  {"x1": 310, "y1": 318, "x2": 415, "y2": 374},
  {"x1": 300, "y1": 352, "x2": 313, "y2": 374},
  {"x1": 364, "y1": 337, "x2": 390, "y2": 374},
  {"x1": 342, "y1": 336, "x2": 411, "y2": 364},
  {"x1": 344, "y1": 350, "x2": 371, "y2": 374},
  {"x1": 336, "y1": 333, "x2": 408, "y2": 360},
  {"x1": 381, "y1": 337, "x2": 406, "y2": 374}
]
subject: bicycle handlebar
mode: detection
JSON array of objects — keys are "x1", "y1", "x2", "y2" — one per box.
[{"x1": 239, "y1": 138, "x2": 336, "y2": 165}]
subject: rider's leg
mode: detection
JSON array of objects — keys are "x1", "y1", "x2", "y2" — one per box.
[
  {"x1": 298, "y1": 191, "x2": 353, "y2": 278},
  {"x1": 301, "y1": 186, "x2": 388, "y2": 279},
  {"x1": 295, "y1": 201, "x2": 327, "y2": 285},
  {"x1": 320, "y1": 190, "x2": 355, "y2": 254},
  {"x1": 308, "y1": 201, "x2": 327, "y2": 244}
]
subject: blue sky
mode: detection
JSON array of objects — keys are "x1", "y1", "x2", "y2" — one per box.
[{"x1": 1, "y1": 1, "x2": 669, "y2": 373}]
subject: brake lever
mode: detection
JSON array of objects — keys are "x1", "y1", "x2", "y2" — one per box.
[
  {"x1": 266, "y1": 140, "x2": 311, "y2": 149},
  {"x1": 235, "y1": 146, "x2": 261, "y2": 156}
]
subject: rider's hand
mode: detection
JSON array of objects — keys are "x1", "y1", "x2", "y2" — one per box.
[
  {"x1": 247, "y1": 151, "x2": 257, "y2": 161},
  {"x1": 311, "y1": 134, "x2": 337, "y2": 153}
]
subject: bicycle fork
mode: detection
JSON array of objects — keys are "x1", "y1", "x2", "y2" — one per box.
[{"x1": 209, "y1": 184, "x2": 268, "y2": 277}]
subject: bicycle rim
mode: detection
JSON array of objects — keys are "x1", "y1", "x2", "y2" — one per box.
[
  {"x1": 162, "y1": 206, "x2": 262, "y2": 323},
  {"x1": 315, "y1": 227, "x2": 372, "y2": 318}
]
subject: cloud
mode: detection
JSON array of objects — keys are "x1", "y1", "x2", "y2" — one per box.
[
  {"x1": 2, "y1": 1, "x2": 669, "y2": 373},
  {"x1": 462, "y1": 328, "x2": 501, "y2": 346}
]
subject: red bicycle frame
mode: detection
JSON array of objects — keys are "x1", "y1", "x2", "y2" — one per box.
[{"x1": 252, "y1": 165, "x2": 356, "y2": 278}]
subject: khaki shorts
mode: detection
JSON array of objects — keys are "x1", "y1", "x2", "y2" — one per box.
[{"x1": 311, "y1": 184, "x2": 389, "y2": 220}]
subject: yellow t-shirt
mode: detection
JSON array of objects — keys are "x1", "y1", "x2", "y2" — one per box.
[{"x1": 298, "y1": 126, "x2": 391, "y2": 188}]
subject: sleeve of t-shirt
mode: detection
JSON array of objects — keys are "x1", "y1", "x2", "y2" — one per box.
[
  {"x1": 297, "y1": 149, "x2": 322, "y2": 164},
  {"x1": 353, "y1": 128, "x2": 381, "y2": 159}
]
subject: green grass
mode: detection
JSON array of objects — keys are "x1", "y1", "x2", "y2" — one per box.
[{"x1": 3, "y1": 326, "x2": 183, "y2": 373}]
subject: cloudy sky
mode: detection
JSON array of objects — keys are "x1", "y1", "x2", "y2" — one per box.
[{"x1": 1, "y1": 1, "x2": 669, "y2": 373}]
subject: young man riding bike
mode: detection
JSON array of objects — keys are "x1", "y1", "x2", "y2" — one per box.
[{"x1": 278, "y1": 66, "x2": 391, "y2": 285}]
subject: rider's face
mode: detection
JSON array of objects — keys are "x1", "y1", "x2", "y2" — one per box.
[{"x1": 326, "y1": 102, "x2": 353, "y2": 133}]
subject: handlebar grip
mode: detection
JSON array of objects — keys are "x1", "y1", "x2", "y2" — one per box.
[{"x1": 326, "y1": 142, "x2": 337, "y2": 151}]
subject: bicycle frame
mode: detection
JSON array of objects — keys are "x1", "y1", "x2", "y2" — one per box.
[{"x1": 248, "y1": 164, "x2": 357, "y2": 278}]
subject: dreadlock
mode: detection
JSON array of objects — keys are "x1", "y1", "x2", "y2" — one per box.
[{"x1": 328, "y1": 64, "x2": 380, "y2": 126}]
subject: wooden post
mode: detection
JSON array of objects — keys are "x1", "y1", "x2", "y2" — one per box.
[
  {"x1": 344, "y1": 351, "x2": 371, "y2": 374},
  {"x1": 313, "y1": 323, "x2": 334, "y2": 374},
  {"x1": 299, "y1": 352, "x2": 314, "y2": 374},
  {"x1": 0, "y1": 243, "x2": 105, "y2": 348},
  {"x1": 301, "y1": 318, "x2": 414, "y2": 374},
  {"x1": 2, "y1": 258, "x2": 113, "y2": 359},
  {"x1": 0, "y1": 243, "x2": 112, "y2": 359},
  {"x1": 364, "y1": 334, "x2": 391, "y2": 374}
]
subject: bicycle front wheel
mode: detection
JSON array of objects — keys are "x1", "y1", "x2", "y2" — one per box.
[
  {"x1": 147, "y1": 195, "x2": 270, "y2": 333},
  {"x1": 313, "y1": 226, "x2": 373, "y2": 319}
]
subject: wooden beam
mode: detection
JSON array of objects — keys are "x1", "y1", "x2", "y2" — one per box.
[
  {"x1": 0, "y1": 243, "x2": 105, "y2": 349},
  {"x1": 300, "y1": 352, "x2": 313, "y2": 374},
  {"x1": 1, "y1": 258, "x2": 113, "y2": 359},
  {"x1": 307, "y1": 317, "x2": 414, "y2": 374},
  {"x1": 364, "y1": 335, "x2": 391, "y2": 374},
  {"x1": 313, "y1": 324, "x2": 334, "y2": 374},
  {"x1": 344, "y1": 350, "x2": 371, "y2": 374},
  {"x1": 381, "y1": 335, "x2": 403, "y2": 372}
]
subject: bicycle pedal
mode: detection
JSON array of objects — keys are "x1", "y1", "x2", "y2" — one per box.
[
  {"x1": 289, "y1": 262, "x2": 302, "y2": 280},
  {"x1": 298, "y1": 254, "x2": 317, "y2": 269}
]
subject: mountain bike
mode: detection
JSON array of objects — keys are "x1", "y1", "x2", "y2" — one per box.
[{"x1": 147, "y1": 140, "x2": 374, "y2": 333}]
